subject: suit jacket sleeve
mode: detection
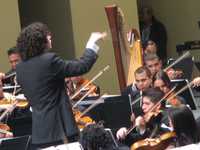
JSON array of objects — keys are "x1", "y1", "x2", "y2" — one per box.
[{"x1": 51, "y1": 48, "x2": 98, "y2": 79}]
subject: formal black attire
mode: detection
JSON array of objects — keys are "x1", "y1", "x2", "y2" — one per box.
[
  {"x1": 121, "y1": 84, "x2": 143, "y2": 117},
  {"x1": 140, "y1": 17, "x2": 167, "y2": 62},
  {"x1": 122, "y1": 111, "x2": 170, "y2": 147},
  {"x1": 16, "y1": 49, "x2": 98, "y2": 145}
]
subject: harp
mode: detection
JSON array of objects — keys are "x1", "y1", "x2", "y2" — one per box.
[{"x1": 105, "y1": 5, "x2": 143, "y2": 92}]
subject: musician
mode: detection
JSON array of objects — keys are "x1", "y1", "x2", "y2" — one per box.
[
  {"x1": 80, "y1": 123, "x2": 128, "y2": 150},
  {"x1": 167, "y1": 106, "x2": 200, "y2": 147},
  {"x1": 16, "y1": 22, "x2": 106, "y2": 149},
  {"x1": 117, "y1": 88, "x2": 170, "y2": 147},
  {"x1": 144, "y1": 53, "x2": 162, "y2": 77},
  {"x1": 153, "y1": 70, "x2": 186, "y2": 106},
  {"x1": 0, "y1": 47, "x2": 21, "y2": 87},
  {"x1": 65, "y1": 76, "x2": 100, "y2": 101},
  {"x1": 122, "y1": 66, "x2": 152, "y2": 116}
]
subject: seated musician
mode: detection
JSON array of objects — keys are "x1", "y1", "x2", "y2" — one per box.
[
  {"x1": 153, "y1": 70, "x2": 186, "y2": 106},
  {"x1": 65, "y1": 76, "x2": 100, "y2": 101},
  {"x1": 0, "y1": 47, "x2": 22, "y2": 91},
  {"x1": 144, "y1": 53, "x2": 162, "y2": 77},
  {"x1": 0, "y1": 79, "x2": 14, "y2": 139},
  {"x1": 116, "y1": 88, "x2": 170, "y2": 147},
  {"x1": 80, "y1": 123, "x2": 129, "y2": 150},
  {"x1": 122, "y1": 66, "x2": 152, "y2": 117},
  {"x1": 167, "y1": 106, "x2": 200, "y2": 148}
]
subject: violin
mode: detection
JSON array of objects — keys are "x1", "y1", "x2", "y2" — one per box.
[
  {"x1": 0, "y1": 93, "x2": 29, "y2": 109},
  {"x1": 73, "y1": 109, "x2": 95, "y2": 129},
  {"x1": 165, "y1": 92, "x2": 182, "y2": 107},
  {"x1": 67, "y1": 77, "x2": 99, "y2": 101},
  {"x1": 131, "y1": 132, "x2": 176, "y2": 150},
  {"x1": 0, "y1": 123, "x2": 13, "y2": 138}
]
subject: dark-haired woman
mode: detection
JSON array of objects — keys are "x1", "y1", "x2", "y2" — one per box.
[
  {"x1": 153, "y1": 70, "x2": 186, "y2": 106},
  {"x1": 168, "y1": 106, "x2": 200, "y2": 147}
]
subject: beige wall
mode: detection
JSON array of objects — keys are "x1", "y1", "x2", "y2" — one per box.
[
  {"x1": 0, "y1": 1, "x2": 21, "y2": 72},
  {"x1": 139, "y1": 0, "x2": 200, "y2": 59},
  {"x1": 70, "y1": 0, "x2": 139, "y2": 94}
]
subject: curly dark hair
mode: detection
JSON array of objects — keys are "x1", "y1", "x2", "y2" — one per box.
[
  {"x1": 80, "y1": 124, "x2": 115, "y2": 150},
  {"x1": 17, "y1": 22, "x2": 51, "y2": 60}
]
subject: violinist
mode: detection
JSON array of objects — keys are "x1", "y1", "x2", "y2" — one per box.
[
  {"x1": 116, "y1": 88, "x2": 170, "y2": 147},
  {"x1": 153, "y1": 70, "x2": 186, "y2": 106},
  {"x1": 65, "y1": 76, "x2": 100, "y2": 101},
  {"x1": 167, "y1": 106, "x2": 200, "y2": 148},
  {"x1": 144, "y1": 53, "x2": 162, "y2": 77},
  {"x1": 0, "y1": 47, "x2": 21, "y2": 91},
  {"x1": 122, "y1": 66, "x2": 152, "y2": 117}
]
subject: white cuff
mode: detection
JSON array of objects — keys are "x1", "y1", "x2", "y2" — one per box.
[{"x1": 86, "y1": 42, "x2": 100, "y2": 54}]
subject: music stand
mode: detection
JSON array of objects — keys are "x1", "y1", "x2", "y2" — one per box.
[
  {"x1": 0, "y1": 135, "x2": 30, "y2": 150},
  {"x1": 168, "y1": 56, "x2": 194, "y2": 80},
  {"x1": 89, "y1": 95, "x2": 132, "y2": 131},
  {"x1": 171, "y1": 79, "x2": 197, "y2": 109}
]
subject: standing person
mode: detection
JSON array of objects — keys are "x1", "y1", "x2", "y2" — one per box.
[
  {"x1": 16, "y1": 22, "x2": 106, "y2": 149},
  {"x1": 139, "y1": 6, "x2": 167, "y2": 63}
]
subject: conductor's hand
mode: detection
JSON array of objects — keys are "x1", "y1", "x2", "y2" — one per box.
[
  {"x1": 86, "y1": 32, "x2": 107, "y2": 53},
  {"x1": 88, "y1": 32, "x2": 107, "y2": 44}
]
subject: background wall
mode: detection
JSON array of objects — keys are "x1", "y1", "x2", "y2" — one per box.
[
  {"x1": 0, "y1": 1, "x2": 21, "y2": 72},
  {"x1": 1, "y1": 0, "x2": 139, "y2": 95},
  {"x1": 70, "y1": 0, "x2": 139, "y2": 94},
  {"x1": 18, "y1": 0, "x2": 75, "y2": 59}
]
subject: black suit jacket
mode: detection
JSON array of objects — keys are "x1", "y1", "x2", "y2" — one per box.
[
  {"x1": 122, "y1": 84, "x2": 143, "y2": 117},
  {"x1": 16, "y1": 49, "x2": 98, "y2": 144}
]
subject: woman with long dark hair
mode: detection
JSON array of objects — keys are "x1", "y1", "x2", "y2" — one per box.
[
  {"x1": 168, "y1": 106, "x2": 200, "y2": 147},
  {"x1": 153, "y1": 70, "x2": 186, "y2": 106}
]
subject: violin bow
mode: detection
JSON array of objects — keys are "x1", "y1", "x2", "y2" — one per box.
[
  {"x1": 72, "y1": 86, "x2": 96, "y2": 108},
  {"x1": 126, "y1": 87, "x2": 176, "y2": 135},
  {"x1": 163, "y1": 51, "x2": 191, "y2": 72},
  {"x1": 0, "y1": 101, "x2": 18, "y2": 122},
  {"x1": 166, "y1": 80, "x2": 194, "y2": 102},
  {"x1": 75, "y1": 94, "x2": 106, "y2": 120},
  {"x1": 70, "y1": 65, "x2": 110, "y2": 100}
]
